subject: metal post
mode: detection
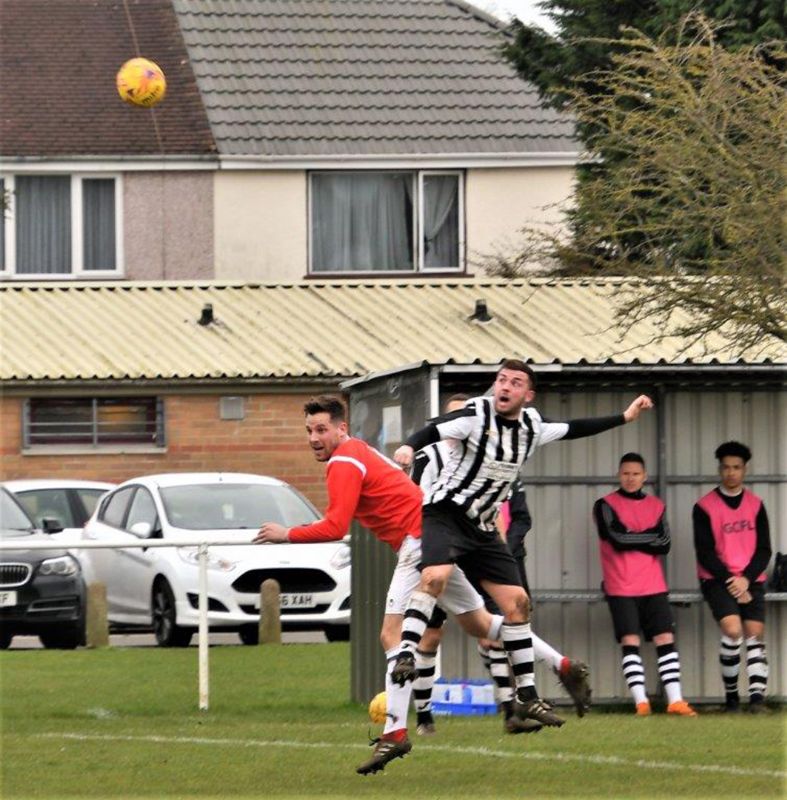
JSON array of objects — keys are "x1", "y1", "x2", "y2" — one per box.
[
  {"x1": 198, "y1": 543, "x2": 209, "y2": 711},
  {"x1": 655, "y1": 384, "x2": 668, "y2": 501}
]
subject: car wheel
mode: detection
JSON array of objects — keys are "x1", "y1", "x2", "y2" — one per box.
[
  {"x1": 324, "y1": 625, "x2": 350, "y2": 642},
  {"x1": 39, "y1": 626, "x2": 81, "y2": 650},
  {"x1": 152, "y1": 579, "x2": 193, "y2": 647},
  {"x1": 238, "y1": 624, "x2": 259, "y2": 646},
  {"x1": 0, "y1": 629, "x2": 13, "y2": 649}
]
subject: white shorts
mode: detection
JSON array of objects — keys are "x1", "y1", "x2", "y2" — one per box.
[{"x1": 384, "y1": 535, "x2": 484, "y2": 617}]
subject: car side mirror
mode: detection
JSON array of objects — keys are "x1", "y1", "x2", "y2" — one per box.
[
  {"x1": 41, "y1": 517, "x2": 64, "y2": 534},
  {"x1": 129, "y1": 521, "x2": 153, "y2": 539}
]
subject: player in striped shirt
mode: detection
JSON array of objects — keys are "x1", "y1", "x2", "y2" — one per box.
[
  {"x1": 410, "y1": 397, "x2": 591, "y2": 736},
  {"x1": 391, "y1": 359, "x2": 653, "y2": 728}
]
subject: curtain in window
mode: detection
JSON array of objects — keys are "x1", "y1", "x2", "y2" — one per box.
[
  {"x1": 312, "y1": 173, "x2": 414, "y2": 272},
  {"x1": 423, "y1": 175, "x2": 459, "y2": 269},
  {"x1": 83, "y1": 179, "x2": 116, "y2": 270},
  {"x1": 15, "y1": 176, "x2": 71, "y2": 274}
]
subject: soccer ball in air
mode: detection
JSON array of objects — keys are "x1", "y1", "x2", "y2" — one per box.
[
  {"x1": 116, "y1": 57, "x2": 166, "y2": 107},
  {"x1": 368, "y1": 692, "x2": 387, "y2": 724}
]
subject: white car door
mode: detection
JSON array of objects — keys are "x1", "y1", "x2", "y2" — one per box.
[
  {"x1": 114, "y1": 487, "x2": 160, "y2": 619},
  {"x1": 82, "y1": 486, "x2": 138, "y2": 623}
]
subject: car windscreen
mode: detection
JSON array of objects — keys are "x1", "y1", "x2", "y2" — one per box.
[
  {"x1": 0, "y1": 490, "x2": 35, "y2": 536},
  {"x1": 159, "y1": 483, "x2": 320, "y2": 531}
]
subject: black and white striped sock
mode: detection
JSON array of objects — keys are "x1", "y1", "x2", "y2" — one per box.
[
  {"x1": 720, "y1": 635, "x2": 743, "y2": 701},
  {"x1": 501, "y1": 622, "x2": 535, "y2": 701},
  {"x1": 413, "y1": 649, "x2": 437, "y2": 713},
  {"x1": 477, "y1": 642, "x2": 492, "y2": 672},
  {"x1": 656, "y1": 643, "x2": 684, "y2": 705},
  {"x1": 745, "y1": 637, "x2": 768, "y2": 702},
  {"x1": 399, "y1": 591, "x2": 436, "y2": 655},
  {"x1": 487, "y1": 643, "x2": 515, "y2": 705},
  {"x1": 621, "y1": 645, "x2": 648, "y2": 705}
]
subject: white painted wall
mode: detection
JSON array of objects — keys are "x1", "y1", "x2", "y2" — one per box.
[
  {"x1": 214, "y1": 171, "x2": 307, "y2": 282},
  {"x1": 212, "y1": 166, "x2": 575, "y2": 281},
  {"x1": 465, "y1": 165, "x2": 575, "y2": 274}
]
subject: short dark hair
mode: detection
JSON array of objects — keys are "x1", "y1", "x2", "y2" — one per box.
[
  {"x1": 497, "y1": 358, "x2": 537, "y2": 389},
  {"x1": 619, "y1": 452, "x2": 646, "y2": 467},
  {"x1": 304, "y1": 394, "x2": 347, "y2": 423},
  {"x1": 445, "y1": 392, "x2": 470, "y2": 409},
  {"x1": 715, "y1": 441, "x2": 751, "y2": 463}
]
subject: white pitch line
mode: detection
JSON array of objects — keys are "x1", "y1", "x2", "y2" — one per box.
[{"x1": 35, "y1": 732, "x2": 785, "y2": 780}]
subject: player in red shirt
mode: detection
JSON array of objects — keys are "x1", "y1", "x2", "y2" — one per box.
[{"x1": 254, "y1": 395, "x2": 502, "y2": 775}]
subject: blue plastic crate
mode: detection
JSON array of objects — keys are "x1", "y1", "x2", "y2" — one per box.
[{"x1": 431, "y1": 679, "x2": 497, "y2": 716}]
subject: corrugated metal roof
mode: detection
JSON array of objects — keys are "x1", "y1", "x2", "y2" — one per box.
[
  {"x1": 0, "y1": 280, "x2": 782, "y2": 383},
  {"x1": 171, "y1": 0, "x2": 577, "y2": 157}
]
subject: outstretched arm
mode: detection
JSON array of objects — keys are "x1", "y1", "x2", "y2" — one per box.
[
  {"x1": 536, "y1": 395, "x2": 654, "y2": 446},
  {"x1": 254, "y1": 460, "x2": 363, "y2": 544}
]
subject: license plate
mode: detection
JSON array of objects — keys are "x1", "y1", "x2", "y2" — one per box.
[
  {"x1": 0, "y1": 591, "x2": 18, "y2": 608},
  {"x1": 280, "y1": 593, "x2": 314, "y2": 609}
]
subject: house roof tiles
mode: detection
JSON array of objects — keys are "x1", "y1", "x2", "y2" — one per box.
[
  {"x1": 0, "y1": 0, "x2": 216, "y2": 158},
  {"x1": 172, "y1": 0, "x2": 577, "y2": 157}
]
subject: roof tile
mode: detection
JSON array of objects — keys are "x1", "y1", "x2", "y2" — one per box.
[
  {"x1": 0, "y1": 0, "x2": 216, "y2": 157},
  {"x1": 171, "y1": 0, "x2": 577, "y2": 157}
]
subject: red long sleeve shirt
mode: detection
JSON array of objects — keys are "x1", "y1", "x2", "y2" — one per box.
[{"x1": 287, "y1": 438, "x2": 423, "y2": 551}]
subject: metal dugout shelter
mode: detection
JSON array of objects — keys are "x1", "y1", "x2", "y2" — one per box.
[{"x1": 344, "y1": 360, "x2": 786, "y2": 706}]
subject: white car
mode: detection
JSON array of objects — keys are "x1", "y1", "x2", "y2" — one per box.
[
  {"x1": 2, "y1": 479, "x2": 116, "y2": 548},
  {"x1": 81, "y1": 473, "x2": 351, "y2": 646}
]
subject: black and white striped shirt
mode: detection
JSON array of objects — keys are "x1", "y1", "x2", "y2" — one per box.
[{"x1": 406, "y1": 395, "x2": 625, "y2": 532}]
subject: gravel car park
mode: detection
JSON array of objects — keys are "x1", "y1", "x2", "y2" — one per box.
[
  {"x1": 0, "y1": 487, "x2": 86, "y2": 649},
  {"x1": 82, "y1": 473, "x2": 351, "y2": 646}
]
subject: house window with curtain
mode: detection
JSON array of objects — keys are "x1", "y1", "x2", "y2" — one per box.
[
  {"x1": 0, "y1": 174, "x2": 122, "y2": 277},
  {"x1": 309, "y1": 171, "x2": 463, "y2": 274}
]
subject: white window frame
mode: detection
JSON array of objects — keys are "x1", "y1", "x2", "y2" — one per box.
[
  {"x1": 0, "y1": 172, "x2": 124, "y2": 279},
  {"x1": 307, "y1": 169, "x2": 464, "y2": 275},
  {"x1": 418, "y1": 170, "x2": 465, "y2": 274}
]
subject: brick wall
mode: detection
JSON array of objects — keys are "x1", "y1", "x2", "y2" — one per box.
[{"x1": 0, "y1": 393, "x2": 331, "y2": 510}]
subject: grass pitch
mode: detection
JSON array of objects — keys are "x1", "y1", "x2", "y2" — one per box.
[{"x1": 1, "y1": 643, "x2": 784, "y2": 799}]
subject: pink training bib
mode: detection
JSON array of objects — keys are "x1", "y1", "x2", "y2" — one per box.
[
  {"x1": 598, "y1": 492, "x2": 668, "y2": 597},
  {"x1": 696, "y1": 489, "x2": 765, "y2": 582}
]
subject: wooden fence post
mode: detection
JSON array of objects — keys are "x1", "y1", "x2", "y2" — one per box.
[
  {"x1": 258, "y1": 578, "x2": 281, "y2": 644},
  {"x1": 85, "y1": 582, "x2": 109, "y2": 648}
]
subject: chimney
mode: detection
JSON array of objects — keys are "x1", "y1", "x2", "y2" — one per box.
[
  {"x1": 469, "y1": 299, "x2": 492, "y2": 323},
  {"x1": 198, "y1": 303, "x2": 214, "y2": 326}
]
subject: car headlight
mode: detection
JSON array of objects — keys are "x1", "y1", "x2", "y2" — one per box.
[
  {"x1": 39, "y1": 555, "x2": 80, "y2": 577},
  {"x1": 330, "y1": 543, "x2": 351, "y2": 570},
  {"x1": 177, "y1": 548, "x2": 237, "y2": 572}
]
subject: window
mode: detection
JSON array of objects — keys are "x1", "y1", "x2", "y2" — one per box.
[
  {"x1": 100, "y1": 487, "x2": 135, "y2": 529},
  {"x1": 310, "y1": 171, "x2": 462, "y2": 273},
  {"x1": 0, "y1": 174, "x2": 122, "y2": 277},
  {"x1": 23, "y1": 397, "x2": 165, "y2": 449},
  {"x1": 15, "y1": 489, "x2": 75, "y2": 529},
  {"x1": 76, "y1": 489, "x2": 110, "y2": 523},
  {"x1": 125, "y1": 488, "x2": 159, "y2": 534}
]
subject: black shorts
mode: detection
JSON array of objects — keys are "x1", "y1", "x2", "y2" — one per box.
[
  {"x1": 700, "y1": 579, "x2": 766, "y2": 623},
  {"x1": 605, "y1": 592, "x2": 674, "y2": 642},
  {"x1": 420, "y1": 501, "x2": 522, "y2": 589}
]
